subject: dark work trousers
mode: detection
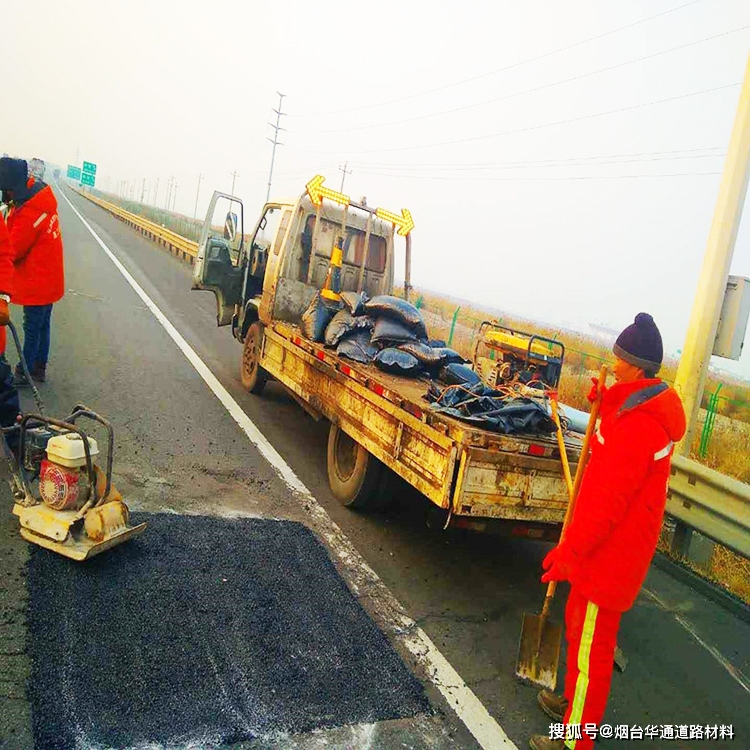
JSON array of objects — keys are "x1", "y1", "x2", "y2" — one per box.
[
  {"x1": 0, "y1": 354, "x2": 20, "y2": 455},
  {"x1": 22, "y1": 304, "x2": 53, "y2": 370}
]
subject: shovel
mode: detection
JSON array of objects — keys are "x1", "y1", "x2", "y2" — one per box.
[{"x1": 515, "y1": 365, "x2": 608, "y2": 690}]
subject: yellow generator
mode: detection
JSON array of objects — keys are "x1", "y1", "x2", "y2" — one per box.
[{"x1": 473, "y1": 322, "x2": 565, "y2": 391}]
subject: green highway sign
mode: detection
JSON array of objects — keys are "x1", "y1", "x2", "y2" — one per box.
[
  {"x1": 80, "y1": 172, "x2": 96, "y2": 187},
  {"x1": 67, "y1": 165, "x2": 81, "y2": 180},
  {"x1": 82, "y1": 161, "x2": 97, "y2": 175}
]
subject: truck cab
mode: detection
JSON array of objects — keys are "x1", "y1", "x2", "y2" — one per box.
[{"x1": 192, "y1": 186, "x2": 403, "y2": 387}]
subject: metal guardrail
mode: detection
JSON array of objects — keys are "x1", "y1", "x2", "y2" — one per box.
[
  {"x1": 76, "y1": 190, "x2": 199, "y2": 263},
  {"x1": 73, "y1": 188, "x2": 750, "y2": 561},
  {"x1": 668, "y1": 455, "x2": 750, "y2": 560}
]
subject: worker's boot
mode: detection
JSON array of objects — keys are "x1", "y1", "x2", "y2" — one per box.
[
  {"x1": 537, "y1": 689, "x2": 569, "y2": 723},
  {"x1": 529, "y1": 736, "x2": 564, "y2": 750},
  {"x1": 13, "y1": 364, "x2": 29, "y2": 388},
  {"x1": 31, "y1": 362, "x2": 46, "y2": 383}
]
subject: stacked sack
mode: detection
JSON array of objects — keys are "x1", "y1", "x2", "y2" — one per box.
[{"x1": 300, "y1": 291, "x2": 465, "y2": 378}]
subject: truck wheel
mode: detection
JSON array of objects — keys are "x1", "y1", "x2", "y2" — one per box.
[
  {"x1": 327, "y1": 424, "x2": 386, "y2": 511},
  {"x1": 241, "y1": 322, "x2": 268, "y2": 395}
]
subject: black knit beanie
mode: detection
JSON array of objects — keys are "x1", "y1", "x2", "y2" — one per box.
[
  {"x1": 0, "y1": 158, "x2": 28, "y2": 191},
  {"x1": 613, "y1": 313, "x2": 663, "y2": 375}
]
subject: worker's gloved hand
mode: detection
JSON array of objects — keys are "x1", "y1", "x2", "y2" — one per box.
[
  {"x1": 587, "y1": 377, "x2": 607, "y2": 404},
  {"x1": 0, "y1": 299, "x2": 9, "y2": 326},
  {"x1": 541, "y1": 543, "x2": 574, "y2": 583}
]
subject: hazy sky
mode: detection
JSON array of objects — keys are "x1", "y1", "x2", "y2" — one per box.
[{"x1": 4, "y1": 0, "x2": 750, "y2": 378}]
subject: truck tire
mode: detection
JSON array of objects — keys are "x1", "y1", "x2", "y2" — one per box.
[
  {"x1": 241, "y1": 322, "x2": 268, "y2": 395},
  {"x1": 327, "y1": 424, "x2": 387, "y2": 511}
]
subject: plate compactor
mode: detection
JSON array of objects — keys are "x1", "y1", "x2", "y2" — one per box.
[{"x1": 2, "y1": 323, "x2": 146, "y2": 561}]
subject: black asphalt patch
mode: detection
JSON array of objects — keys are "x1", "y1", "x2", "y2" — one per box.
[{"x1": 27, "y1": 514, "x2": 429, "y2": 748}]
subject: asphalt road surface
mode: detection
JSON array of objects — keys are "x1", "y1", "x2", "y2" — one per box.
[{"x1": 1, "y1": 183, "x2": 748, "y2": 749}]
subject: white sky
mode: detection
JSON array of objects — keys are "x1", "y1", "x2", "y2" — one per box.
[{"x1": 4, "y1": 0, "x2": 750, "y2": 379}]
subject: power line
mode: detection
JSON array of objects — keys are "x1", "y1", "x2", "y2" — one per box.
[
  {"x1": 289, "y1": 0, "x2": 704, "y2": 118},
  {"x1": 348, "y1": 146, "x2": 725, "y2": 171},
  {"x1": 351, "y1": 150, "x2": 726, "y2": 173},
  {"x1": 353, "y1": 170, "x2": 722, "y2": 182},
  {"x1": 295, "y1": 82, "x2": 740, "y2": 155},
  {"x1": 296, "y1": 25, "x2": 750, "y2": 135}
]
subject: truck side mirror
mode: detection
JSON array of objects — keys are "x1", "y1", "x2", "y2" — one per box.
[{"x1": 224, "y1": 212, "x2": 238, "y2": 242}]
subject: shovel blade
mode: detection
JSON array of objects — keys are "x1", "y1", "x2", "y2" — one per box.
[{"x1": 516, "y1": 612, "x2": 563, "y2": 691}]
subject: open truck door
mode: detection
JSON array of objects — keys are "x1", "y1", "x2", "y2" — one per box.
[{"x1": 191, "y1": 191, "x2": 245, "y2": 326}]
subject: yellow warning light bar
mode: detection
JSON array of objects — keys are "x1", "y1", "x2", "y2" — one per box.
[
  {"x1": 306, "y1": 175, "x2": 350, "y2": 207},
  {"x1": 375, "y1": 207, "x2": 414, "y2": 236}
]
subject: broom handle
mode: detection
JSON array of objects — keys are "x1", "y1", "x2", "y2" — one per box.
[{"x1": 540, "y1": 365, "x2": 608, "y2": 618}]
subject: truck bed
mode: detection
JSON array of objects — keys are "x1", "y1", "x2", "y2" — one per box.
[{"x1": 262, "y1": 321, "x2": 582, "y2": 526}]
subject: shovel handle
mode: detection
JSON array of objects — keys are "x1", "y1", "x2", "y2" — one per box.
[
  {"x1": 541, "y1": 365, "x2": 608, "y2": 613},
  {"x1": 569, "y1": 364, "x2": 609, "y2": 508}
]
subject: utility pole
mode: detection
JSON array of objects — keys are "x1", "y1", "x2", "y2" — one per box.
[
  {"x1": 172, "y1": 183, "x2": 179, "y2": 213},
  {"x1": 673, "y1": 52, "x2": 750, "y2": 455},
  {"x1": 230, "y1": 170, "x2": 239, "y2": 196},
  {"x1": 266, "y1": 91, "x2": 286, "y2": 202},
  {"x1": 140, "y1": 178, "x2": 146, "y2": 204},
  {"x1": 165, "y1": 176, "x2": 173, "y2": 210},
  {"x1": 338, "y1": 161, "x2": 352, "y2": 192},
  {"x1": 153, "y1": 177, "x2": 159, "y2": 206},
  {"x1": 194, "y1": 173, "x2": 203, "y2": 219}
]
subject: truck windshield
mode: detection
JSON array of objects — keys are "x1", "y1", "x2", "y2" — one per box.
[{"x1": 303, "y1": 215, "x2": 385, "y2": 273}]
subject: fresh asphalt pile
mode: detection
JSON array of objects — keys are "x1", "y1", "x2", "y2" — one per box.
[{"x1": 26, "y1": 514, "x2": 429, "y2": 748}]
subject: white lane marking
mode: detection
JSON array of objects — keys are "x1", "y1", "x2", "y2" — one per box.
[
  {"x1": 58, "y1": 187, "x2": 518, "y2": 750},
  {"x1": 642, "y1": 587, "x2": 750, "y2": 696}
]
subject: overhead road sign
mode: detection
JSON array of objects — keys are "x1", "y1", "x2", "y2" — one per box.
[
  {"x1": 80, "y1": 172, "x2": 96, "y2": 187},
  {"x1": 82, "y1": 161, "x2": 97, "y2": 176},
  {"x1": 67, "y1": 166, "x2": 81, "y2": 180}
]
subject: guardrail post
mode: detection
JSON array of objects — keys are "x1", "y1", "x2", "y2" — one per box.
[{"x1": 671, "y1": 521, "x2": 693, "y2": 558}]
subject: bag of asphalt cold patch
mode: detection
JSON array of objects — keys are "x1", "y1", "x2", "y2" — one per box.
[
  {"x1": 371, "y1": 317, "x2": 418, "y2": 345},
  {"x1": 301, "y1": 292, "x2": 340, "y2": 342},
  {"x1": 374, "y1": 348, "x2": 422, "y2": 377},
  {"x1": 364, "y1": 295, "x2": 428, "y2": 339},
  {"x1": 324, "y1": 310, "x2": 374, "y2": 347},
  {"x1": 340, "y1": 291, "x2": 369, "y2": 316},
  {"x1": 396, "y1": 340, "x2": 444, "y2": 368},
  {"x1": 337, "y1": 328, "x2": 379, "y2": 364}
]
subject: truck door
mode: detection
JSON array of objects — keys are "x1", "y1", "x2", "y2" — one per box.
[{"x1": 191, "y1": 191, "x2": 245, "y2": 326}]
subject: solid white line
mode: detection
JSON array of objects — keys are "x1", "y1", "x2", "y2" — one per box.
[
  {"x1": 57, "y1": 188, "x2": 519, "y2": 750},
  {"x1": 643, "y1": 587, "x2": 750, "y2": 696}
]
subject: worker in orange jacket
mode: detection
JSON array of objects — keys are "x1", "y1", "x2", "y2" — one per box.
[
  {"x1": 0, "y1": 157, "x2": 65, "y2": 386},
  {"x1": 0, "y1": 213, "x2": 21, "y2": 439},
  {"x1": 530, "y1": 313, "x2": 686, "y2": 750}
]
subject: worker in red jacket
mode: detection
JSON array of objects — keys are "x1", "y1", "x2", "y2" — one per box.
[
  {"x1": 0, "y1": 213, "x2": 21, "y2": 438},
  {"x1": 0, "y1": 158, "x2": 65, "y2": 385},
  {"x1": 530, "y1": 313, "x2": 686, "y2": 750}
]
